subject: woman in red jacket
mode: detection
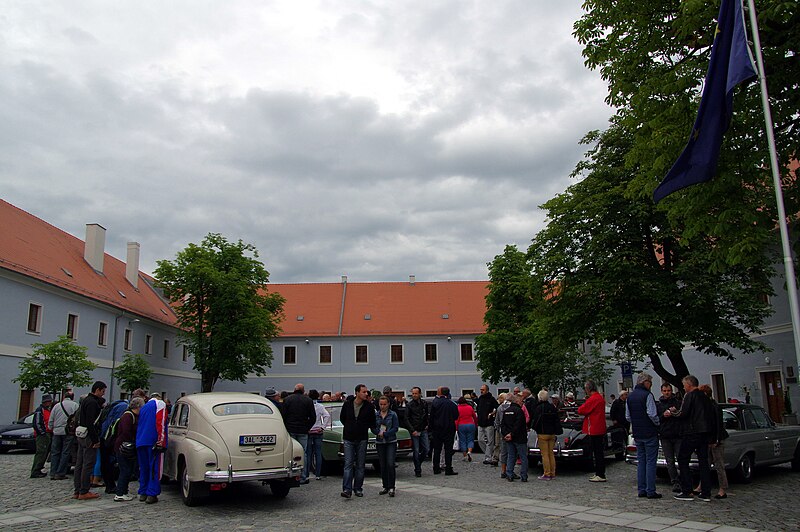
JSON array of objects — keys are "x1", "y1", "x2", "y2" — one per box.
[
  {"x1": 577, "y1": 380, "x2": 607, "y2": 482},
  {"x1": 455, "y1": 396, "x2": 478, "y2": 462}
]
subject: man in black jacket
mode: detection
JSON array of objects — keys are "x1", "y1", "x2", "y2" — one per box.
[
  {"x1": 339, "y1": 384, "x2": 375, "y2": 497},
  {"x1": 404, "y1": 386, "x2": 429, "y2": 477},
  {"x1": 501, "y1": 394, "x2": 528, "y2": 482},
  {"x1": 476, "y1": 384, "x2": 498, "y2": 465},
  {"x1": 429, "y1": 386, "x2": 458, "y2": 475},
  {"x1": 282, "y1": 384, "x2": 316, "y2": 484},
  {"x1": 656, "y1": 383, "x2": 682, "y2": 492},
  {"x1": 667, "y1": 375, "x2": 713, "y2": 501},
  {"x1": 73, "y1": 381, "x2": 106, "y2": 500}
]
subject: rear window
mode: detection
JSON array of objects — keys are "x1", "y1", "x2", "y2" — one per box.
[
  {"x1": 324, "y1": 405, "x2": 344, "y2": 428},
  {"x1": 212, "y1": 402, "x2": 274, "y2": 416}
]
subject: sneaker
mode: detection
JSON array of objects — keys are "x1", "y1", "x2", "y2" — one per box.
[
  {"x1": 299, "y1": 479, "x2": 310, "y2": 485},
  {"x1": 538, "y1": 475, "x2": 550, "y2": 480},
  {"x1": 467, "y1": 453, "x2": 472, "y2": 462},
  {"x1": 388, "y1": 489, "x2": 395, "y2": 497},
  {"x1": 588, "y1": 475, "x2": 607, "y2": 482},
  {"x1": 482, "y1": 459, "x2": 492, "y2": 465},
  {"x1": 672, "y1": 484, "x2": 683, "y2": 493},
  {"x1": 647, "y1": 493, "x2": 663, "y2": 499},
  {"x1": 500, "y1": 472, "x2": 507, "y2": 479},
  {"x1": 490, "y1": 460, "x2": 499, "y2": 467},
  {"x1": 72, "y1": 493, "x2": 79, "y2": 499},
  {"x1": 520, "y1": 477, "x2": 528, "y2": 483},
  {"x1": 341, "y1": 491, "x2": 352, "y2": 498},
  {"x1": 139, "y1": 494, "x2": 147, "y2": 502},
  {"x1": 673, "y1": 493, "x2": 694, "y2": 501},
  {"x1": 145, "y1": 496, "x2": 158, "y2": 504},
  {"x1": 511, "y1": 473, "x2": 520, "y2": 480},
  {"x1": 697, "y1": 494, "x2": 711, "y2": 502},
  {"x1": 414, "y1": 471, "x2": 421, "y2": 478},
  {"x1": 114, "y1": 494, "x2": 134, "y2": 502},
  {"x1": 379, "y1": 488, "x2": 389, "y2": 495},
  {"x1": 316, "y1": 476, "x2": 323, "y2": 480},
  {"x1": 78, "y1": 492, "x2": 100, "y2": 500},
  {"x1": 507, "y1": 475, "x2": 514, "y2": 482},
  {"x1": 444, "y1": 470, "x2": 458, "y2": 476},
  {"x1": 354, "y1": 490, "x2": 364, "y2": 497},
  {"x1": 638, "y1": 492, "x2": 648, "y2": 498}
]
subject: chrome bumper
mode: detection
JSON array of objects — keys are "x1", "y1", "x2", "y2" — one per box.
[
  {"x1": 529, "y1": 447, "x2": 585, "y2": 458},
  {"x1": 204, "y1": 461, "x2": 303, "y2": 483}
]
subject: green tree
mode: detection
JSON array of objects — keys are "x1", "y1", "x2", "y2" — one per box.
[
  {"x1": 154, "y1": 233, "x2": 285, "y2": 392},
  {"x1": 113, "y1": 353, "x2": 152, "y2": 394},
  {"x1": 13, "y1": 335, "x2": 98, "y2": 394}
]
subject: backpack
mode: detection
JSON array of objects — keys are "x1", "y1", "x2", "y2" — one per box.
[
  {"x1": 65, "y1": 402, "x2": 79, "y2": 436},
  {"x1": 103, "y1": 410, "x2": 132, "y2": 448}
]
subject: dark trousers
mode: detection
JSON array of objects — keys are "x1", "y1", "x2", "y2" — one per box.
[
  {"x1": 678, "y1": 433, "x2": 711, "y2": 496},
  {"x1": 116, "y1": 453, "x2": 135, "y2": 496},
  {"x1": 431, "y1": 430, "x2": 455, "y2": 472},
  {"x1": 31, "y1": 433, "x2": 51, "y2": 476},
  {"x1": 376, "y1": 442, "x2": 397, "y2": 489},
  {"x1": 50, "y1": 434, "x2": 74, "y2": 477},
  {"x1": 411, "y1": 431, "x2": 429, "y2": 474},
  {"x1": 590, "y1": 434, "x2": 606, "y2": 478},
  {"x1": 73, "y1": 437, "x2": 98, "y2": 494},
  {"x1": 100, "y1": 445, "x2": 116, "y2": 492}
]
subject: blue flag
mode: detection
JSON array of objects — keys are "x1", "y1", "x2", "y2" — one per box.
[{"x1": 653, "y1": 0, "x2": 757, "y2": 203}]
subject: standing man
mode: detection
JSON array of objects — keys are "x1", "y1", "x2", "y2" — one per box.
[
  {"x1": 501, "y1": 393, "x2": 529, "y2": 482},
  {"x1": 667, "y1": 375, "x2": 713, "y2": 502},
  {"x1": 577, "y1": 380, "x2": 607, "y2": 482},
  {"x1": 136, "y1": 393, "x2": 168, "y2": 504},
  {"x1": 404, "y1": 386, "x2": 430, "y2": 478},
  {"x1": 476, "y1": 384, "x2": 498, "y2": 466},
  {"x1": 610, "y1": 389, "x2": 630, "y2": 434},
  {"x1": 282, "y1": 383, "x2": 316, "y2": 485},
  {"x1": 30, "y1": 394, "x2": 53, "y2": 478},
  {"x1": 656, "y1": 383, "x2": 682, "y2": 492},
  {"x1": 306, "y1": 389, "x2": 331, "y2": 481},
  {"x1": 49, "y1": 388, "x2": 78, "y2": 480},
  {"x1": 339, "y1": 384, "x2": 375, "y2": 498},
  {"x1": 73, "y1": 381, "x2": 106, "y2": 500},
  {"x1": 626, "y1": 372, "x2": 661, "y2": 499},
  {"x1": 429, "y1": 386, "x2": 459, "y2": 475},
  {"x1": 521, "y1": 389, "x2": 536, "y2": 428}
]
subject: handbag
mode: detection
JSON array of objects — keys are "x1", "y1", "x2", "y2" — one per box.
[
  {"x1": 118, "y1": 441, "x2": 136, "y2": 459},
  {"x1": 75, "y1": 426, "x2": 88, "y2": 439}
]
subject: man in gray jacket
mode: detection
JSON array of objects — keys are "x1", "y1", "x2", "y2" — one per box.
[{"x1": 48, "y1": 388, "x2": 78, "y2": 480}]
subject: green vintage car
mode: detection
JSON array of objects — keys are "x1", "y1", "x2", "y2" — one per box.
[{"x1": 321, "y1": 402, "x2": 413, "y2": 472}]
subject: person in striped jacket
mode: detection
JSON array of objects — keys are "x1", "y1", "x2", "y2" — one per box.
[{"x1": 135, "y1": 393, "x2": 168, "y2": 504}]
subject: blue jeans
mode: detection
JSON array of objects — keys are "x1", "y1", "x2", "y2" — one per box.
[
  {"x1": 411, "y1": 431, "x2": 429, "y2": 474},
  {"x1": 376, "y1": 442, "x2": 397, "y2": 489},
  {"x1": 116, "y1": 453, "x2": 135, "y2": 496},
  {"x1": 291, "y1": 434, "x2": 309, "y2": 481},
  {"x1": 305, "y1": 433, "x2": 323, "y2": 478},
  {"x1": 505, "y1": 441, "x2": 528, "y2": 480},
  {"x1": 458, "y1": 424, "x2": 476, "y2": 452},
  {"x1": 50, "y1": 434, "x2": 74, "y2": 477},
  {"x1": 342, "y1": 439, "x2": 367, "y2": 493},
  {"x1": 635, "y1": 436, "x2": 659, "y2": 495}
]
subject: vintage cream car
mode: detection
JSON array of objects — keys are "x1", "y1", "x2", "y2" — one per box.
[{"x1": 164, "y1": 392, "x2": 304, "y2": 506}]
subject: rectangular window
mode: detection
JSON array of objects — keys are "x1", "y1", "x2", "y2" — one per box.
[
  {"x1": 424, "y1": 343, "x2": 438, "y2": 363},
  {"x1": 182, "y1": 345, "x2": 189, "y2": 362},
  {"x1": 66, "y1": 313, "x2": 79, "y2": 339},
  {"x1": 390, "y1": 344, "x2": 403, "y2": 364},
  {"x1": 355, "y1": 345, "x2": 368, "y2": 364},
  {"x1": 98, "y1": 322, "x2": 108, "y2": 347},
  {"x1": 497, "y1": 388, "x2": 509, "y2": 395},
  {"x1": 284, "y1": 345, "x2": 297, "y2": 365},
  {"x1": 123, "y1": 329, "x2": 132, "y2": 351},
  {"x1": 460, "y1": 343, "x2": 474, "y2": 362},
  {"x1": 145, "y1": 334, "x2": 153, "y2": 355},
  {"x1": 711, "y1": 373, "x2": 727, "y2": 404},
  {"x1": 425, "y1": 389, "x2": 437, "y2": 398},
  {"x1": 461, "y1": 389, "x2": 475, "y2": 398},
  {"x1": 27, "y1": 303, "x2": 42, "y2": 333},
  {"x1": 319, "y1": 345, "x2": 332, "y2": 365},
  {"x1": 163, "y1": 339, "x2": 170, "y2": 358}
]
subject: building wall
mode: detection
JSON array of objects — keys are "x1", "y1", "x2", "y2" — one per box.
[{"x1": 0, "y1": 271, "x2": 200, "y2": 423}]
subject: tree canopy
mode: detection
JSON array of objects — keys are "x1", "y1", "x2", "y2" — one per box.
[
  {"x1": 13, "y1": 335, "x2": 98, "y2": 395},
  {"x1": 154, "y1": 233, "x2": 285, "y2": 392},
  {"x1": 113, "y1": 353, "x2": 152, "y2": 394}
]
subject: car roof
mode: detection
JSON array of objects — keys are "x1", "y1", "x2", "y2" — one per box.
[{"x1": 177, "y1": 392, "x2": 273, "y2": 408}]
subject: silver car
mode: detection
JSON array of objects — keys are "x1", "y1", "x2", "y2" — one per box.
[
  {"x1": 625, "y1": 403, "x2": 800, "y2": 482},
  {"x1": 164, "y1": 392, "x2": 304, "y2": 506}
]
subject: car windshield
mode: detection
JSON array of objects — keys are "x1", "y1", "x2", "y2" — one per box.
[
  {"x1": 324, "y1": 405, "x2": 344, "y2": 428},
  {"x1": 211, "y1": 402, "x2": 274, "y2": 416}
]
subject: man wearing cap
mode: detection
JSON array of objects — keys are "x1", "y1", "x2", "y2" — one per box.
[
  {"x1": 563, "y1": 392, "x2": 577, "y2": 408},
  {"x1": 30, "y1": 394, "x2": 53, "y2": 478},
  {"x1": 265, "y1": 388, "x2": 282, "y2": 410}
]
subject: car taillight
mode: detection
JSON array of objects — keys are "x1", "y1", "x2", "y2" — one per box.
[
  {"x1": 399, "y1": 439, "x2": 412, "y2": 450},
  {"x1": 563, "y1": 437, "x2": 570, "y2": 446}
]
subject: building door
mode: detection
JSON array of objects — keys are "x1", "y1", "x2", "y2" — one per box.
[
  {"x1": 711, "y1": 374, "x2": 727, "y2": 404},
  {"x1": 761, "y1": 371, "x2": 785, "y2": 423},
  {"x1": 17, "y1": 389, "x2": 34, "y2": 419}
]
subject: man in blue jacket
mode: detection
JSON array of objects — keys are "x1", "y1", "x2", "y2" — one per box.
[{"x1": 626, "y1": 372, "x2": 661, "y2": 499}]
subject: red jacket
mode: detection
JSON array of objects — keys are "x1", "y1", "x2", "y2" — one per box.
[{"x1": 577, "y1": 392, "x2": 607, "y2": 436}]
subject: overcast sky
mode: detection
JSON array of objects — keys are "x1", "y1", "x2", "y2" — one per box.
[{"x1": 1, "y1": 1, "x2": 612, "y2": 283}]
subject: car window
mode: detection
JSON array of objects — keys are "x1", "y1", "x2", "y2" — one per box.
[
  {"x1": 179, "y1": 404, "x2": 189, "y2": 426},
  {"x1": 212, "y1": 402, "x2": 274, "y2": 416},
  {"x1": 169, "y1": 404, "x2": 180, "y2": 426},
  {"x1": 742, "y1": 408, "x2": 758, "y2": 429},
  {"x1": 722, "y1": 409, "x2": 740, "y2": 431},
  {"x1": 324, "y1": 405, "x2": 344, "y2": 428},
  {"x1": 22, "y1": 414, "x2": 34, "y2": 424},
  {"x1": 749, "y1": 407, "x2": 773, "y2": 428}
]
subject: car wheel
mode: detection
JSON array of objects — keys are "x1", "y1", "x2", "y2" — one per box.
[
  {"x1": 269, "y1": 481, "x2": 291, "y2": 498},
  {"x1": 733, "y1": 453, "x2": 754, "y2": 483},
  {"x1": 791, "y1": 444, "x2": 800, "y2": 472},
  {"x1": 180, "y1": 460, "x2": 209, "y2": 506}
]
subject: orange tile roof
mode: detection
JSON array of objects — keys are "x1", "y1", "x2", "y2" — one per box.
[
  {"x1": 267, "y1": 280, "x2": 489, "y2": 337},
  {"x1": 0, "y1": 199, "x2": 177, "y2": 326}
]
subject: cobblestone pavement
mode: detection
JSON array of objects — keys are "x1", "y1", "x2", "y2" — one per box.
[{"x1": 0, "y1": 449, "x2": 797, "y2": 531}]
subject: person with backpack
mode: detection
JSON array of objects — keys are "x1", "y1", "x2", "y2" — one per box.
[
  {"x1": 96, "y1": 398, "x2": 129, "y2": 493},
  {"x1": 113, "y1": 396, "x2": 145, "y2": 501},
  {"x1": 73, "y1": 381, "x2": 107, "y2": 500},
  {"x1": 48, "y1": 388, "x2": 78, "y2": 480}
]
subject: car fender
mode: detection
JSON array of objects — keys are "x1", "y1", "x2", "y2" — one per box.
[{"x1": 173, "y1": 439, "x2": 218, "y2": 483}]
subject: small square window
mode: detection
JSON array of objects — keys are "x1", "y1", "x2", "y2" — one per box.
[
  {"x1": 145, "y1": 334, "x2": 153, "y2": 355},
  {"x1": 98, "y1": 322, "x2": 108, "y2": 347},
  {"x1": 425, "y1": 389, "x2": 438, "y2": 398},
  {"x1": 66, "y1": 314, "x2": 79, "y2": 340},
  {"x1": 284, "y1": 345, "x2": 297, "y2": 365},
  {"x1": 123, "y1": 329, "x2": 132, "y2": 351},
  {"x1": 319, "y1": 345, "x2": 332, "y2": 365},
  {"x1": 355, "y1": 345, "x2": 368, "y2": 364},
  {"x1": 424, "y1": 343, "x2": 438, "y2": 363},
  {"x1": 27, "y1": 303, "x2": 42, "y2": 334},
  {"x1": 460, "y1": 343, "x2": 474, "y2": 362},
  {"x1": 390, "y1": 344, "x2": 403, "y2": 364}
]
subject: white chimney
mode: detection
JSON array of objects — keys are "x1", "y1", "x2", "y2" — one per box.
[
  {"x1": 84, "y1": 223, "x2": 106, "y2": 273},
  {"x1": 409, "y1": 275, "x2": 416, "y2": 285},
  {"x1": 126, "y1": 242, "x2": 140, "y2": 288}
]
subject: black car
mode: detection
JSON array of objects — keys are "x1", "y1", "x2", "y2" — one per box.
[
  {"x1": 528, "y1": 411, "x2": 627, "y2": 469},
  {"x1": 0, "y1": 413, "x2": 36, "y2": 452}
]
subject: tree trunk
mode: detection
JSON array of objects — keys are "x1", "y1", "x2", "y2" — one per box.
[
  {"x1": 201, "y1": 372, "x2": 217, "y2": 393},
  {"x1": 648, "y1": 347, "x2": 690, "y2": 393}
]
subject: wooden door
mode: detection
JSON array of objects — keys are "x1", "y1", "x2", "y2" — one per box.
[
  {"x1": 17, "y1": 389, "x2": 34, "y2": 419},
  {"x1": 762, "y1": 371, "x2": 785, "y2": 423}
]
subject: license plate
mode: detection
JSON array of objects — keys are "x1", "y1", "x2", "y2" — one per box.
[
  {"x1": 1, "y1": 440, "x2": 14, "y2": 446},
  {"x1": 367, "y1": 442, "x2": 376, "y2": 451},
  {"x1": 239, "y1": 434, "x2": 276, "y2": 445}
]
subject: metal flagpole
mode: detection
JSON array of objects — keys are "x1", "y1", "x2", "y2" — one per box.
[{"x1": 745, "y1": 0, "x2": 800, "y2": 372}]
